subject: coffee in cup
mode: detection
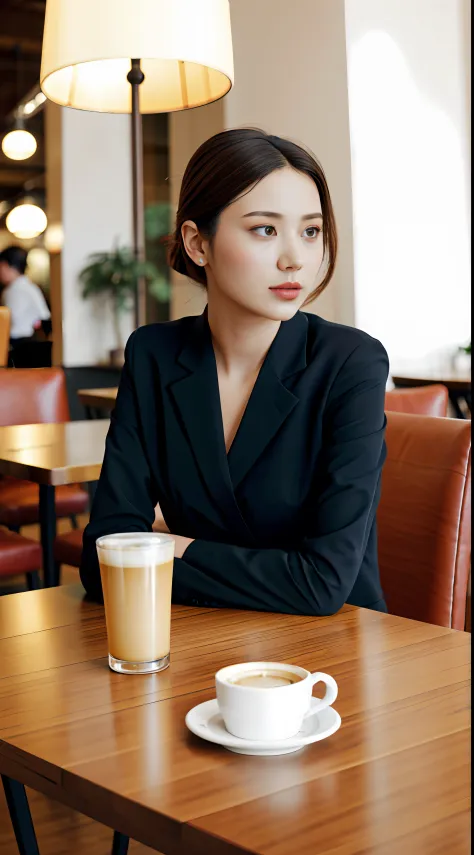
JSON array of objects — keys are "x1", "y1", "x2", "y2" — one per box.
[
  {"x1": 227, "y1": 669, "x2": 303, "y2": 688},
  {"x1": 96, "y1": 532, "x2": 175, "y2": 674},
  {"x1": 216, "y1": 661, "x2": 338, "y2": 741}
]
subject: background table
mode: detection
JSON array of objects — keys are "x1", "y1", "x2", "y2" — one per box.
[
  {"x1": 0, "y1": 421, "x2": 109, "y2": 586},
  {"x1": 392, "y1": 367, "x2": 471, "y2": 418},
  {"x1": 78, "y1": 388, "x2": 118, "y2": 419},
  {"x1": 0, "y1": 585, "x2": 470, "y2": 854}
]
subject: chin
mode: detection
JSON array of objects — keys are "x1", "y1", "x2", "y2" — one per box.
[{"x1": 257, "y1": 300, "x2": 304, "y2": 323}]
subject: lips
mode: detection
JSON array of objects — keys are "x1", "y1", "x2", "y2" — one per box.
[{"x1": 269, "y1": 282, "x2": 302, "y2": 301}]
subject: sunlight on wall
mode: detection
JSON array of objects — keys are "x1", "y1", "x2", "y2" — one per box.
[{"x1": 347, "y1": 30, "x2": 470, "y2": 365}]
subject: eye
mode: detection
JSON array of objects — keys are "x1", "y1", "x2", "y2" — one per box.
[
  {"x1": 304, "y1": 226, "x2": 321, "y2": 239},
  {"x1": 252, "y1": 225, "x2": 277, "y2": 237}
]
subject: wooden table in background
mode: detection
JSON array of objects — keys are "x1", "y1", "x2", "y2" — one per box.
[
  {"x1": 78, "y1": 387, "x2": 118, "y2": 419},
  {"x1": 392, "y1": 367, "x2": 471, "y2": 418},
  {"x1": 0, "y1": 585, "x2": 470, "y2": 855},
  {"x1": 0, "y1": 421, "x2": 109, "y2": 587}
]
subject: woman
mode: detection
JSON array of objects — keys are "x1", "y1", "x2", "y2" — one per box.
[{"x1": 81, "y1": 128, "x2": 389, "y2": 615}]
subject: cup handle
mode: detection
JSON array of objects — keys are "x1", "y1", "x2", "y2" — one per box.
[{"x1": 302, "y1": 672, "x2": 338, "y2": 720}]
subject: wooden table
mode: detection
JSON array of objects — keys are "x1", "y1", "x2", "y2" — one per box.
[
  {"x1": 392, "y1": 367, "x2": 471, "y2": 418},
  {"x1": 0, "y1": 585, "x2": 470, "y2": 855},
  {"x1": 78, "y1": 387, "x2": 118, "y2": 418},
  {"x1": 0, "y1": 421, "x2": 109, "y2": 587}
]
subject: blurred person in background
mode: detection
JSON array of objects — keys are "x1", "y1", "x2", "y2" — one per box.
[{"x1": 0, "y1": 245, "x2": 52, "y2": 366}]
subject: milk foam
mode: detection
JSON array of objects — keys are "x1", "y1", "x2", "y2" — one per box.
[{"x1": 96, "y1": 534, "x2": 175, "y2": 567}]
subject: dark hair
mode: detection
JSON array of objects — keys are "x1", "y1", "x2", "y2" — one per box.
[
  {"x1": 168, "y1": 128, "x2": 338, "y2": 305},
  {"x1": 0, "y1": 245, "x2": 28, "y2": 275}
]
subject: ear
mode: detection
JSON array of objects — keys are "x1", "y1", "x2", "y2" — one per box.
[{"x1": 181, "y1": 221, "x2": 209, "y2": 268}]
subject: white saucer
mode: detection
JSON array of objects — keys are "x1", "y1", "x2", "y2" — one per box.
[{"x1": 185, "y1": 698, "x2": 341, "y2": 756}]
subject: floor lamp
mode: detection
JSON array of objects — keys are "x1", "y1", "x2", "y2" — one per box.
[{"x1": 40, "y1": 0, "x2": 234, "y2": 329}]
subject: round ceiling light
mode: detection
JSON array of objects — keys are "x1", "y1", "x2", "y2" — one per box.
[
  {"x1": 27, "y1": 247, "x2": 50, "y2": 285},
  {"x1": 6, "y1": 203, "x2": 48, "y2": 239},
  {"x1": 44, "y1": 223, "x2": 64, "y2": 253},
  {"x1": 1, "y1": 129, "x2": 37, "y2": 161}
]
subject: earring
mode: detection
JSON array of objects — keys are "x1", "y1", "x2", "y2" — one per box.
[{"x1": 198, "y1": 258, "x2": 204, "y2": 265}]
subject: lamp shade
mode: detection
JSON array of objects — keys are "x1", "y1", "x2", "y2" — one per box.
[{"x1": 40, "y1": 0, "x2": 234, "y2": 113}]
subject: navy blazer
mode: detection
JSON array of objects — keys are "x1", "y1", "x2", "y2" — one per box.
[{"x1": 81, "y1": 309, "x2": 389, "y2": 615}]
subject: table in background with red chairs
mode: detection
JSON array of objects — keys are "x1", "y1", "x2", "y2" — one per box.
[
  {"x1": 391, "y1": 365, "x2": 471, "y2": 418},
  {"x1": 0, "y1": 367, "x2": 109, "y2": 589},
  {"x1": 0, "y1": 420, "x2": 109, "y2": 587}
]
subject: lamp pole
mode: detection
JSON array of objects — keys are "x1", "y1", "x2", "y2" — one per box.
[{"x1": 127, "y1": 58, "x2": 147, "y2": 328}]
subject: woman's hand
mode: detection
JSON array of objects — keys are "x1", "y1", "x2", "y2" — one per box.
[{"x1": 172, "y1": 535, "x2": 195, "y2": 559}]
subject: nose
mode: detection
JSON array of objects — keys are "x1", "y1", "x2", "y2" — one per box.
[{"x1": 277, "y1": 242, "x2": 303, "y2": 274}]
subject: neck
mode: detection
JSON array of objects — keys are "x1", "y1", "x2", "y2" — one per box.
[
  {"x1": 6, "y1": 271, "x2": 22, "y2": 287},
  {"x1": 207, "y1": 291, "x2": 281, "y2": 377}
]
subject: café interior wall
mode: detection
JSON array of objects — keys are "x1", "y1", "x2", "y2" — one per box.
[
  {"x1": 47, "y1": 105, "x2": 134, "y2": 367},
  {"x1": 345, "y1": 0, "x2": 471, "y2": 366},
  {"x1": 169, "y1": 0, "x2": 355, "y2": 328}
]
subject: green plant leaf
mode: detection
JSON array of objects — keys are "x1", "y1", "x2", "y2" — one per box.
[{"x1": 79, "y1": 244, "x2": 170, "y2": 312}]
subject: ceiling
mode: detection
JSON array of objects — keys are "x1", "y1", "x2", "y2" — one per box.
[{"x1": 0, "y1": 0, "x2": 46, "y2": 209}]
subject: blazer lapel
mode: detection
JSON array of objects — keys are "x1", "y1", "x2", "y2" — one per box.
[
  {"x1": 228, "y1": 311, "x2": 308, "y2": 490},
  {"x1": 168, "y1": 312, "x2": 253, "y2": 539},
  {"x1": 168, "y1": 309, "x2": 309, "y2": 528}
]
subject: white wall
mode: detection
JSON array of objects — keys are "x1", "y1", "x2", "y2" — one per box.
[
  {"x1": 56, "y1": 109, "x2": 134, "y2": 366},
  {"x1": 345, "y1": 0, "x2": 471, "y2": 366}
]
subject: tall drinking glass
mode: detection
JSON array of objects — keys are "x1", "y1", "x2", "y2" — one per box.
[{"x1": 96, "y1": 532, "x2": 175, "y2": 674}]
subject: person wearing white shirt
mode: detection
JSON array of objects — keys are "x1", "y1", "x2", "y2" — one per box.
[{"x1": 0, "y1": 246, "x2": 51, "y2": 346}]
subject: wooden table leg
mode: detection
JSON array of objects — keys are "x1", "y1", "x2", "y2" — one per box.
[
  {"x1": 39, "y1": 484, "x2": 56, "y2": 588},
  {"x1": 1, "y1": 775, "x2": 40, "y2": 855}
]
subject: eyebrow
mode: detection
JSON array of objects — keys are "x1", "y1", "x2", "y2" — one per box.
[{"x1": 242, "y1": 211, "x2": 323, "y2": 221}]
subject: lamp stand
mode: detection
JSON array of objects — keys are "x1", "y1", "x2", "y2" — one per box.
[{"x1": 127, "y1": 58, "x2": 147, "y2": 328}]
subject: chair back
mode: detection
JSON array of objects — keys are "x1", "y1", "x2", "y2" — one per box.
[
  {"x1": 385, "y1": 384, "x2": 449, "y2": 417},
  {"x1": 0, "y1": 307, "x2": 10, "y2": 367},
  {"x1": 0, "y1": 367, "x2": 70, "y2": 426},
  {"x1": 378, "y1": 411, "x2": 471, "y2": 630}
]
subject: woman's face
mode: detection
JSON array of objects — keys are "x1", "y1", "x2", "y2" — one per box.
[{"x1": 183, "y1": 166, "x2": 325, "y2": 322}]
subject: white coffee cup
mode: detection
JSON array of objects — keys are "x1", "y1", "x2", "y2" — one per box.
[{"x1": 215, "y1": 661, "x2": 338, "y2": 741}]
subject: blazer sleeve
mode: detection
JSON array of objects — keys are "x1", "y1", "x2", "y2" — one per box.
[
  {"x1": 80, "y1": 331, "x2": 157, "y2": 600},
  {"x1": 172, "y1": 338, "x2": 389, "y2": 616}
]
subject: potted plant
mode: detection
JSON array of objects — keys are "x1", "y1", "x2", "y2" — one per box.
[{"x1": 79, "y1": 244, "x2": 169, "y2": 365}]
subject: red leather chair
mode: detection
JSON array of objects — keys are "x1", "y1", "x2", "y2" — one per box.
[
  {"x1": 378, "y1": 411, "x2": 471, "y2": 630},
  {"x1": 0, "y1": 530, "x2": 41, "y2": 589},
  {"x1": 54, "y1": 528, "x2": 83, "y2": 578},
  {"x1": 385, "y1": 384, "x2": 449, "y2": 417},
  {"x1": 0, "y1": 368, "x2": 89, "y2": 530}
]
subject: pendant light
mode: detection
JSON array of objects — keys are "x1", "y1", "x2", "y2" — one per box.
[
  {"x1": 2, "y1": 119, "x2": 37, "y2": 161},
  {"x1": 6, "y1": 199, "x2": 48, "y2": 240},
  {"x1": 1, "y1": 47, "x2": 38, "y2": 161}
]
